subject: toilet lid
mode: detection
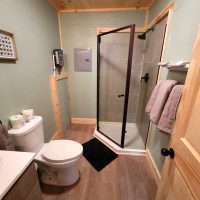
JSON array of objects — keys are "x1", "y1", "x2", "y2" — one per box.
[{"x1": 42, "y1": 140, "x2": 83, "y2": 163}]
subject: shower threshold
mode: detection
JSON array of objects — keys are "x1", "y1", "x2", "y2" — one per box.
[{"x1": 94, "y1": 122, "x2": 146, "y2": 155}]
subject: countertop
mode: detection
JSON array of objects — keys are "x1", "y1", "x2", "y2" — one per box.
[{"x1": 0, "y1": 150, "x2": 35, "y2": 199}]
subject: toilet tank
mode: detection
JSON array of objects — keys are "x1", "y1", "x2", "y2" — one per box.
[{"x1": 8, "y1": 116, "x2": 44, "y2": 153}]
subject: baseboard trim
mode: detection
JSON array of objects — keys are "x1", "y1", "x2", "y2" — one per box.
[
  {"x1": 146, "y1": 148, "x2": 161, "y2": 185},
  {"x1": 71, "y1": 118, "x2": 96, "y2": 124}
]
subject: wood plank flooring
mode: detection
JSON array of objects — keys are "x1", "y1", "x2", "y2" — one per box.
[{"x1": 41, "y1": 124, "x2": 157, "y2": 200}]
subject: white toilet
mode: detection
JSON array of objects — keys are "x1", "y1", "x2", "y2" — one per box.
[{"x1": 8, "y1": 116, "x2": 83, "y2": 186}]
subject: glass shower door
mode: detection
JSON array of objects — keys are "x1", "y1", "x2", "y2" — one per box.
[{"x1": 97, "y1": 25, "x2": 135, "y2": 147}]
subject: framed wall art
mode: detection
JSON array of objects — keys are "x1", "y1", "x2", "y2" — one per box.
[{"x1": 0, "y1": 29, "x2": 18, "y2": 60}]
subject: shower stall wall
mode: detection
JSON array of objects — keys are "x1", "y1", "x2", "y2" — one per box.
[{"x1": 96, "y1": 18, "x2": 167, "y2": 151}]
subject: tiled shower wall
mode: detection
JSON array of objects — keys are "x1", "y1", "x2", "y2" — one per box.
[
  {"x1": 99, "y1": 33, "x2": 144, "y2": 122},
  {"x1": 136, "y1": 17, "x2": 168, "y2": 145}
]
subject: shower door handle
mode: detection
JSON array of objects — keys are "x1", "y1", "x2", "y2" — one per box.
[
  {"x1": 118, "y1": 94, "x2": 124, "y2": 98},
  {"x1": 141, "y1": 73, "x2": 149, "y2": 83}
]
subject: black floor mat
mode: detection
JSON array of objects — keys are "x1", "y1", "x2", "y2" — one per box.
[{"x1": 82, "y1": 138, "x2": 118, "y2": 172}]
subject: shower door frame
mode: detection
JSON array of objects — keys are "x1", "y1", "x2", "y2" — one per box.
[{"x1": 97, "y1": 24, "x2": 135, "y2": 148}]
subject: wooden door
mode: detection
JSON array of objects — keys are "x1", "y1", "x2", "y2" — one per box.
[{"x1": 155, "y1": 28, "x2": 200, "y2": 200}]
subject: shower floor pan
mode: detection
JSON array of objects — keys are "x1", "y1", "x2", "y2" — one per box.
[{"x1": 94, "y1": 122, "x2": 145, "y2": 155}]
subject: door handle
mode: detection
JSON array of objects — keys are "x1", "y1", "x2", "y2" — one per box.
[
  {"x1": 141, "y1": 73, "x2": 149, "y2": 82},
  {"x1": 118, "y1": 94, "x2": 125, "y2": 98},
  {"x1": 161, "y1": 148, "x2": 175, "y2": 159}
]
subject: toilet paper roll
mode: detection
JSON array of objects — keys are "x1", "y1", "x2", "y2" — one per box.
[
  {"x1": 10, "y1": 115, "x2": 25, "y2": 129},
  {"x1": 21, "y1": 109, "x2": 34, "y2": 122}
]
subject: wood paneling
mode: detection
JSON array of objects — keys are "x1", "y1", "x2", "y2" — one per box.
[
  {"x1": 49, "y1": 73, "x2": 70, "y2": 137},
  {"x1": 157, "y1": 160, "x2": 194, "y2": 200},
  {"x1": 49, "y1": 0, "x2": 153, "y2": 11},
  {"x1": 41, "y1": 124, "x2": 157, "y2": 200},
  {"x1": 50, "y1": 75, "x2": 64, "y2": 136}
]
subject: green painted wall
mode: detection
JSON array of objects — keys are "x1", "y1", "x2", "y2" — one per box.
[
  {"x1": 148, "y1": 0, "x2": 200, "y2": 174},
  {"x1": 0, "y1": 0, "x2": 60, "y2": 141},
  {"x1": 60, "y1": 11, "x2": 146, "y2": 118},
  {"x1": 164, "y1": 0, "x2": 200, "y2": 61},
  {"x1": 148, "y1": 0, "x2": 172, "y2": 24}
]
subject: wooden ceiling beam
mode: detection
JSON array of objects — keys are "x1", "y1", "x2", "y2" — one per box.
[
  {"x1": 59, "y1": 7, "x2": 148, "y2": 13},
  {"x1": 49, "y1": 0, "x2": 153, "y2": 12}
]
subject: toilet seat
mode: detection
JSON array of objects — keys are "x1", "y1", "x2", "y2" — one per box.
[{"x1": 41, "y1": 140, "x2": 83, "y2": 163}]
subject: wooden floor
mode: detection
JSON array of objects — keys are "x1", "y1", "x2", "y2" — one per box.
[{"x1": 41, "y1": 124, "x2": 157, "y2": 200}]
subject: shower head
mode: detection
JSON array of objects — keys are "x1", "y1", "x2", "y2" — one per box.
[
  {"x1": 137, "y1": 27, "x2": 154, "y2": 40},
  {"x1": 137, "y1": 32, "x2": 146, "y2": 40}
]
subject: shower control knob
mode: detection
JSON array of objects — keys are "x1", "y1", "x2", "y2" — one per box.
[
  {"x1": 141, "y1": 73, "x2": 149, "y2": 82},
  {"x1": 118, "y1": 94, "x2": 125, "y2": 98},
  {"x1": 161, "y1": 148, "x2": 175, "y2": 159}
]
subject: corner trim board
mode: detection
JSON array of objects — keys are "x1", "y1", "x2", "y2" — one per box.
[
  {"x1": 50, "y1": 131, "x2": 61, "y2": 140},
  {"x1": 58, "y1": 11, "x2": 63, "y2": 49},
  {"x1": 50, "y1": 73, "x2": 70, "y2": 136},
  {"x1": 50, "y1": 76, "x2": 64, "y2": 135}
]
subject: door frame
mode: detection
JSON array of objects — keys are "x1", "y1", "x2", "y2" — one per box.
[{"x1": 97, "y1": 24, "x2": 135, "y2": 148}]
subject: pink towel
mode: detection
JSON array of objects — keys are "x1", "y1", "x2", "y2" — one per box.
[
  {"x1": 146, "y1": 80, "x2": 178, "y2": 124},
  {"x1": 0, "y1": 133, "x2": 6, "y2": 150},
  {"x1": 145, "y1": 80, "x2": 163, "y2": 113},
  {"x1": 157, "y1": 85, "x2": 183, "y2": 134},
  {"x1": 0, "y1": 123, "x2": 15, "y2": 151}
]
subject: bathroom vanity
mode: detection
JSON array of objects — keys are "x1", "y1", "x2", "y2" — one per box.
[{"x1": 0, "y1": 151, "x2": 42, "y2": 200}]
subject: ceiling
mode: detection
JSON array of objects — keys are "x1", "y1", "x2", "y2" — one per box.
[{"x1": 49, "y1": 0, "x2": 155, "y2": 11}]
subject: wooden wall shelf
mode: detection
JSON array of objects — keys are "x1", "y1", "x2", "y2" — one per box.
[
  {"x1": 50, "y1": 73, "x2": 69, "y2": 81},
  {"x1": 168, "y1": 67, "x2": 188, "y2": 72}
]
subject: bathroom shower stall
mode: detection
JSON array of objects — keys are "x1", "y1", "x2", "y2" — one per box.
[{"x1": 96, "y1": 19, "x2": 167, "y2": 152}]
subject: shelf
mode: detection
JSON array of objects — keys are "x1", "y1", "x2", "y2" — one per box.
[
  {"x1": 167, "y1": 66, "x2": 188, "y2": 72},
  {"x1": 50, "y1": 73, "x2": 69, "y2": 81},
  {"x1": 158, "y1": 62, "x2": 189, "y2": 72}
]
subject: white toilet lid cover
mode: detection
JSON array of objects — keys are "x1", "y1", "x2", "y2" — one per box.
[{"x1": 42, "y1": 140, "x2": 83, "y2": 163}]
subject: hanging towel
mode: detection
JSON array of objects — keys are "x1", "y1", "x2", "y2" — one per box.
[
  {"x1": 146, "y1": 80, "x2": 178, "y2": 124},
  {"x1": 157, "y1": 85, "x2": 184, "y2": 134},
  {"x1": 0, "y1": 133, "x2": 6, "y2": 150},
  {"x1": 0, "y1": 122, "x2": 15, "y2": 151},
  {"x1": 145, "y1": 80, "x2": 164, "y2": 113}
]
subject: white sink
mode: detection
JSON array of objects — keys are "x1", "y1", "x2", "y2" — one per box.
[{"x1": 0, "y1": 151, "x2": 35, "y2": 199}]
